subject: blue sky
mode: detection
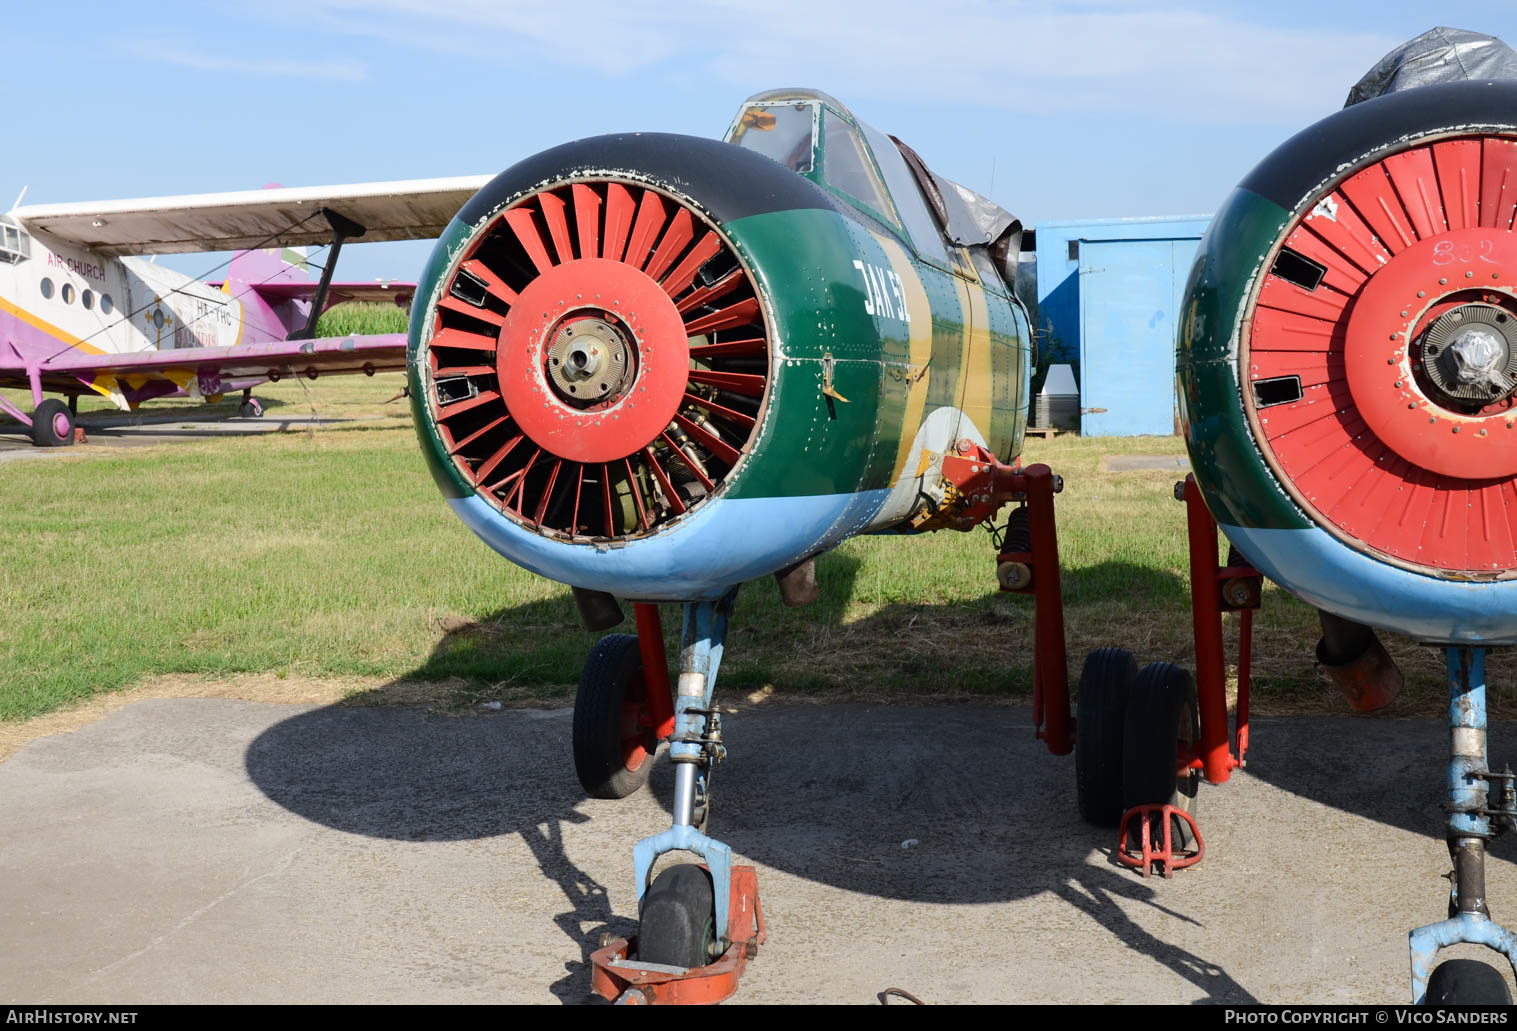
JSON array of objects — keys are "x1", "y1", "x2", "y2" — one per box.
[{"x1": 9, "y1": 1, "x2": 1517, "y2": 283}]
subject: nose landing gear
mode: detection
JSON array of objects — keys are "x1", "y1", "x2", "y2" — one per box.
[
  {"x1": 584, "y1": 588, "x2": 766, "y2": 1004},
  {"x1": 1409, "y1": 646, "x2": 1517, "y2": 1005}
]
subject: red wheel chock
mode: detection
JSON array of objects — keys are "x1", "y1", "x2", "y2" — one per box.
[
  {"x1": 1117, "y1": 805, "x2": 1205, "y2": 878},
  {"x1": 590, "y1": 865, "x2": 766, "y2": 1005}
]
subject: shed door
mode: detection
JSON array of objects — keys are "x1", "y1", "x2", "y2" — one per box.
[{"x1": 1078, "y1": 239, "x2": 1179, "y2": 437}]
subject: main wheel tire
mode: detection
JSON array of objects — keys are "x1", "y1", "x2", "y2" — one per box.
[
  {"x1": 31, "y1": 399, "x2": 74, "y2": 447},
  {"x1": 1076, "y1": 647, "x2": 1137, "y2": 826},
  {"x1": 573, "y1": 633, "x2": 658, "y2": 799},
  {"x1": 240, "y1": 398, "x2": 264, "y2": 418},
  {"x1": 1425, "y1": 958, "x2": 1513, "y2": 1005},
  {"x1": 1122, "y1": 661, "x2": 1201, "y2": 848},
  {"x1": 638, "y1": 864, "x2": 716, "y2": 970}
]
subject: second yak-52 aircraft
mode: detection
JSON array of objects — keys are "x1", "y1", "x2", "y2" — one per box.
[{"x1": 0, "y1": 175, "x2": 490, "y2": 444}]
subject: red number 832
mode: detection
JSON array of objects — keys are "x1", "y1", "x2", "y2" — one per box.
[{"x1": 1432, "y1": 238, "x2": 1499, "y2": 265}]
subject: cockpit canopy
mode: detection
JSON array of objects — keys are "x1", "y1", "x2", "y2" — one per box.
[
  {"x1": 0, "y1": 215, "x2": 30, "y2": 264},
  {"x1": 724, "y1": 88, "x2": 1022, "y2": 286}
]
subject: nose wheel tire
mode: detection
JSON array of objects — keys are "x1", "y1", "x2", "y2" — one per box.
[
  {"x1": 637, "y1": 863, "x2": 717, "y2": 970},
  {"x1": 31, "y1": 399, "x2": 75, "y2": 447},
  {"x1": 573, "y1": 633, "x2": 659, "y2": 799},
  {"x1": 1122, "y1": 661, "x2": 1201, "y2": 849},
  {"x1": 1075, "y1": 647, "x2": 1137, "y2": 827},
  {"x1": 1425, "y1": 958, "x2": 1514, "y2": 1005}
]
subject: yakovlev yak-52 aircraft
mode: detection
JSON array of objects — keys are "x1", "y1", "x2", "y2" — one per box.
[
  {"x1": 406, "y1": 89, "x2": 1056, "y2": 1002},
  {"x1": 0, "y1": 177, "x2": 489, "y2": 445},
  {"x1": 1179, "y1": 29, "x2": 1517, "y2": 1005}
]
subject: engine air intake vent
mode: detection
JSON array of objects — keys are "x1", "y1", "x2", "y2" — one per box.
[
  {"x1": 423, "y1": 180, "x2": 771, "y2": 541},
  {"x1": 1244, "y1": 133, "x2": 1517, "y2": 575}
]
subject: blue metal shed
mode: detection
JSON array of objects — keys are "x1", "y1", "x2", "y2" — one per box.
[{"x1": 1034, "y1": 215, "x2": 1210, "y2": 436}]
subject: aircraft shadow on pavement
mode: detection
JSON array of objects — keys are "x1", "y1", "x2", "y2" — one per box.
[
  {"x1": 1240, "y1": 712, "x2": 1517, "y2": 864},
  {"x1": 244, "y1": 550, "x2": 1256, "y2": 1002},
  {"x1": 243, "y1": 701, "x2": 630, "y2": 1002}
]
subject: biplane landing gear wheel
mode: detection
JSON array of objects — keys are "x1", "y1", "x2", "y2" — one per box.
[
  {"x1": 1425, "y1": 959, "x2": 1513, "y2": 1005},
  {"x1": 637, "y1": 864, "x2": 717, "y2": 969},
  {"x1": 574, "y1": 634, "x2": 658, "y2": 799},
  {"x1": 1123, "y1": 662, "x2": 1201, "y2": 848},
  {"x1": 1076, "y1": 647, "x2": 1136, "y2": 826},
  {"x1": 31, "y1": 399, "x2": 74, "y2": 447},
  {"x1": 240, "y1": 397, "x2": 264, "y2": 418}
]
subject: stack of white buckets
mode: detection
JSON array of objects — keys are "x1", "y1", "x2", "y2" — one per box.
[{"x1": 1034, "y1": 364, "x2": 1080, "y2": 431}]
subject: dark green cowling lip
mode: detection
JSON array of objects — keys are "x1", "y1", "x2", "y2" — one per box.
[
  {"x1": 1176, "y1": 185, "x2": 1310, "y2": 531},
  {"x1": 409, "y1": 217, "x2": 475, "y2": 502}
]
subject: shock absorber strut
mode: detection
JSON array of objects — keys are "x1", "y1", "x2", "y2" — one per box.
[{"x1": 1409, "y1": 647, "x2": 1517, "y2": 1002}]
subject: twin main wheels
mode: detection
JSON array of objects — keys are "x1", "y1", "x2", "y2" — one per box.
[{"x1": 1075, "y1": 647, "x2": 1200, "y2": 842}]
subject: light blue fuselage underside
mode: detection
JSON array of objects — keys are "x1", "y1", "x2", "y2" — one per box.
[
  {"x1": 450, "y1": 488, "x2": 893, "y2": 601},
  {"x1": 1223, "y1": 523, "x2": 1517, "y2": 645}
]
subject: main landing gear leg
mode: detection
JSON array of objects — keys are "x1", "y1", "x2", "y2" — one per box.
[
  {"x1": 1409, "y1": 647, "x2": 1517, "y2": 1004},
  {"x1": 589, "y1": 587, "x2": 766, "y2": 1005}
]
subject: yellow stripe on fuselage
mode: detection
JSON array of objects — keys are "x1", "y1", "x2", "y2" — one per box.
[
  {"x1": 876, "y1": 237, "x2": 935, "y2": 484},
  {"x1": 0, "y1": 295, "x2": 107, "y2": 356},
  {"x1": 956, "y1": 273, "x2": 993, "y2": 443}
]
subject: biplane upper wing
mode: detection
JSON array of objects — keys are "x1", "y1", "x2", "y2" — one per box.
[{"x1": 11, "y1": 176, "x2": 494, "y2": 256}]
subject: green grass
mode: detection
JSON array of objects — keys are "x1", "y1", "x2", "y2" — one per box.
[
  {"x1": 0, "y1": 394, "x2": 1498, "y2": 722},
  {"x1": 315, "y1": 301, "x2": 410, "y2": 337}
]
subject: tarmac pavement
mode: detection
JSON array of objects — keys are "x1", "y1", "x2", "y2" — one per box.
[{"x1": 2, "y1": 698, "x2": 1512, "y2": 1005}]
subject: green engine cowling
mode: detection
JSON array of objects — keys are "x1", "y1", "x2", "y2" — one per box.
[
  {"x1": 407, "y1": 132, "x2": 1027, "y2": 601},
  {"x1": 1180, "y1": 80, "x2": 1517, "y2": 644}
]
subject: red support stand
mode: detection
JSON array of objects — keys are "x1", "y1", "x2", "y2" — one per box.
[
  {"x1": 1117, "y1": 805, "x2": 1205, "y2": 878},
  {"x1": 992, "y1": 464, "x2": 1072, "y2": 756},
  {"x1": 933, "y1": 446, "x2": 1073, "y2": 756},
  {"x1": 1179, "y1": 474, "x2": 1257, "y2": 781}
]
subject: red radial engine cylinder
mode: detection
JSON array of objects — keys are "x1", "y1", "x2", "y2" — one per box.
[
  {"x1": 422, "y1": 179, "x2": 772, "y2": 540},
  {"x1": 1245, "y1": 131, "x2": 1517, "y2": 576}
]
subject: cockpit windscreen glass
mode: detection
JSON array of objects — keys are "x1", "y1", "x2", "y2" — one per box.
[{"x1": 726, "y1": 102, "x2": 817, "y2": 174}]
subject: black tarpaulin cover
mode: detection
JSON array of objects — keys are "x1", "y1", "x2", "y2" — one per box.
[{"x1": 1346, "y1": 26, "x2": 1517, "y2": 107}]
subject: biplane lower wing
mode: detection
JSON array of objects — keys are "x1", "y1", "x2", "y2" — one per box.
[
  {"x1": 210, "y1": 281, "x2": 417, "y2": 308},
  {"x1": 2, "y1": 333, "x2": 407, "y2": 409}
]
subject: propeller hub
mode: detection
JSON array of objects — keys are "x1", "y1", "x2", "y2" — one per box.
[
  {"x1": 545, "y1": 315, "x2": 632, "y2": 404},
  {"x1": 495, "y1": 258, "x2": 690, "y2": 465}
]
